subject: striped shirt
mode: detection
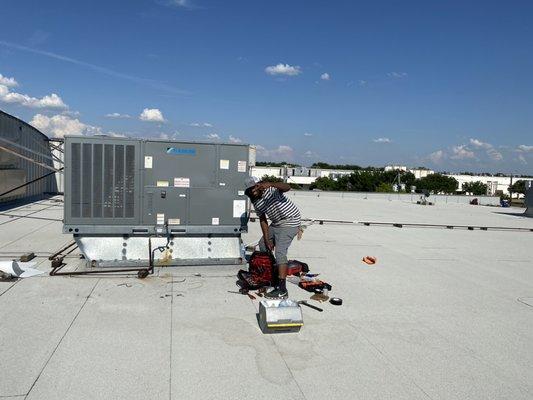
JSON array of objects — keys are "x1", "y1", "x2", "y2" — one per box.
[{"x1": 252, "y1": 187, "x2": 301, "y2": 227}]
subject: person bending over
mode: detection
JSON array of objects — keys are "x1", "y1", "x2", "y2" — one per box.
[{"x1": 245, "y1": 178, "x2": 301, "y2": 299}]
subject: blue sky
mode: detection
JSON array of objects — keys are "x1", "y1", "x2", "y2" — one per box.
[{"x1": 1, "y1": 0, "x2": 532, "y2": 173}]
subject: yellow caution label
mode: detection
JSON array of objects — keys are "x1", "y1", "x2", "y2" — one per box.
[{"x1": 267, "y1": 323, "x2": 303, "y2": 328}]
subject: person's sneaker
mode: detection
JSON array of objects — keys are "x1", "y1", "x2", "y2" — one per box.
[{"x1": 265, "y1": 288, "x2": 288, "y2": 299}]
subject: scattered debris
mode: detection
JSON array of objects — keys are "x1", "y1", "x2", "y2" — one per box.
[
  {"x1": 329, "y1": 297, "x2": 343, "y2": 306},
  {"x1": 170, "y1": 278, "x2": 186, "y2": 283},
  {"x1": 19, "y1": 252, "x2": 36, "y2": 262},
  {"x1": 0, "y1": 260, "x2": 44, "y2": 278},
  {"x1": 117, "y1": 283, "x2": 132, "y2": 288},
  {"x1": 310, "y1": 293, "x2": 329, "y2": 302},
  {"x1": 298, "y1": 279, "x2": 332, "y2": 292},
  {"x1": 362, "y1": 256, "x2": 377, "y2": 265},
  {"x1": 194, "y1": 273, "x2": 202, "y2": 277}
]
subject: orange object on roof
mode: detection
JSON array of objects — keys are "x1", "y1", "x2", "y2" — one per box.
[{"x1": 362, "y1": 256, "x2": 377, "y2": 265}]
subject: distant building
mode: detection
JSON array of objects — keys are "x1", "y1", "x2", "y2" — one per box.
[
  {"x1": 385, "y1": 165, "x2": 435, "y2": 179},
  {"x1": 445, "y1": 174, "x2": 516, "y2": 196},
  {"x1": 250, "y1": 165, "x2": 352, "y2": 186}
]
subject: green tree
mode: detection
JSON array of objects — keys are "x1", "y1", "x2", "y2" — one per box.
[
  {"x1": 261, "y1": 175, "x2": 283, "y2": 183},
  {"x1": 310, "y1": 162, "x2": 363, "y2": 170},
  {"x1": 508, "y1": 180, "x2": 526, "y2": 195},
  {"x1": 375, "y1": 182, "x2": 393, "y2": 192},
  {"x1": 310, "y1": 176, "x2": 340, "y2": 191},
  {"x1": 462, "y1": 181, "x2": 488, "y2": 195},
  {"x1": 255, "y1": 161, "x2": 300, "y2": 167},
  {"x1": 414, "y1": 174, "x2": 458, "y2": 194}
]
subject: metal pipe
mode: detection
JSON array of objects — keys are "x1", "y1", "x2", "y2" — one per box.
[
  {"x1": 49, "y1": 241, "x2": 77, "y2": 260},
  {"x1": 0, "y1": 136, "x2": 57, "y2": 162},
  {"x1": 0, "y1": 144, "x2": 61, "y2": 172},
  {"x1": 0, "y1": 168, "x2": 64, "y2": 198}
]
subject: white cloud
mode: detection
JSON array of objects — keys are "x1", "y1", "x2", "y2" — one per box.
[
  {"x1": 256, "y1": 144, "x2": 294, "y2": 160},
  {"x1": 30, "y1": 114, "x2": 101, "y2": 138},
  {"x1": 486, "y1": 148, "x2": 503, "y2": 161},
  {"x1": 205, "y1": 133, "x2": 220, "y2": 140},
  {"x1": 190, "y1": 122, "x2": 212, "y2": 127},
  {"x1": 228, "y1": 135, "x2": 242, "y2": 143},
  {"x1": 518, "y1": 154, "x2": 527, "y2": 165},
  {"x1": 105, "y1": 112, "x2": 131, "y2": 119},
  {"x1": 139, "y1": 108, "x2": 165, "y2": 122},
  {"x1": 469, "y1": 138, "x2": 503, "y2": 161},
  {"x1": 303, "y1": 132, "x2": 313, "y2": 137},
  {"x1": 265, "y1": 63, "x2": 302, "y2": 76},
  {"x1": 450, "y1": 145, "x2": 475, "y2": 160},
  {"x1": 0, "y1": 73, "x2": 17, "y2": 87},
  {"x1": 388, "y1": 72, "x2": 408, "y2": 79},
  {"x1": 469, "y1": 138, "x2": 491, "y2": 149},
  {"x1": 518, "y1": 144, "x2": 533, "y2": 152},
  {"x1": 107, "y1": 131, "x2": 127, "y2": 138},
  {"x1": 320, "y1": 72, "x2": 330, "y2": 81},
  {"x1": 373, "y1": 137, "x2": 392, "y2": 144},
  {"x1": 168, "y1": 0, "x2": 195, "y2": 8},
  {"x1": 0, "y1": 83, "x2": 67, "y2": 110},
  {"x1": 359, "y1": 80, "x2": 367, "y2": 87},
  {"x1": 304, "y1": 150, "x2": 319, "y2": 158},
  {"x1": 428, "y1": 150, "x2": 446, "y2": 164},
  {"x1": 62, "y1": 110, "x2": 80, "y2": 117}
]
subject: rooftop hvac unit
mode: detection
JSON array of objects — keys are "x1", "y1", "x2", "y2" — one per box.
[{"x1": 63, "y1": 136, "x2": 251, "y2": 266}]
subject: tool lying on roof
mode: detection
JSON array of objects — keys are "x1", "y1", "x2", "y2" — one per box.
[
  {"x1": 330, "y1": 297, "x2": 343, "y2": 306},
  {"x1": 298, "y1": 279, "x2": 332, "y2": 292},
  {"x1": 298, "y1": 300, "x2": 323, "y2": 312}
]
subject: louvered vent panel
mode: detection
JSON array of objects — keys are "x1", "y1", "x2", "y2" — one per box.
[
  {"x1": 71, "y1": 143, "x2": 81, "y2": 218},
  {"x1": 103, "y1": 144, "x2": 114, "y2": 218},
  {"x1": 125, "y1": 145, "x2": 135, "y2": 218},
  {"x1": 82, "y1": 143, "x2": 92, "y2": 217},
  {"x1": 69, "y1": 141, "x2": 135, "y2": 220},
  {"x1": 92, "y1": 144, "x2": 103, "y2": 218}
]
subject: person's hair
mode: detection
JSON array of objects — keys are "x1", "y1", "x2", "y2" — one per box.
[{"x1": 244, "y1": 186, "x2": 256, "y2": 200}]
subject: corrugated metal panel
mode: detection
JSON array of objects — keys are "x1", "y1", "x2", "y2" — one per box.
[{"x1": 0, "y1": 110, "x2": 59, "y2": 203}]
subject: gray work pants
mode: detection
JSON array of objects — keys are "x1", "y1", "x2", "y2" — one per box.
[{"x1": 258, "y1": 225, "x2": 299, "y2": 264}]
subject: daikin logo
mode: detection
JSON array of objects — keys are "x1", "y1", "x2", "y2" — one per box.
[{"x1": 166, "y1": 147, "x2": 196, "y2": 155}]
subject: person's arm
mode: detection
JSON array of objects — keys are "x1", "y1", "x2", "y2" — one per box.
[
  {"x1": 259, "y1": 214, "x2": 274, "y2": 251},
  {"x1": 257, "y1": 181, "x2": 291, "y2": 193}
]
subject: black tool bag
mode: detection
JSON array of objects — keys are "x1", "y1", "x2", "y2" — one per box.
[{"x1": 237, "y1": 251, "x2": 276, "y2": 290}]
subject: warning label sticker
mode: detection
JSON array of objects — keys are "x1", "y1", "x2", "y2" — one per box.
[
  {"x1": 220, "y1": 159, "x2": 229, "y2": 170},
  {"x1": 233, "y1": 200, "x2": 246, "y2": 218},
  {"x1": 144, "y1": 156, "x2": 153, "y2": 169},
  {"x1": 168, "y1": 218, "x2": 181, "y2": 225},
  {"x1": 156, "y1": 180, "x2": 169, "y2": 187},
  {"x1": 156, "y1": 213, "x2": 165, "y2": 225},
  {"x1": 211, "y1": 217, "x2": 220, "y2": 225},
  {"x1": 174, "y1": 177, "x2": 190, "y2": 188},
  {"x1": 237, "y1": 160, "x2": 247, "y2": 172}
]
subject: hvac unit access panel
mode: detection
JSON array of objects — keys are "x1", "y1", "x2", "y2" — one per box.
[{"x1": 63, "y1": 136, "x2": 250, "y2": 235}]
